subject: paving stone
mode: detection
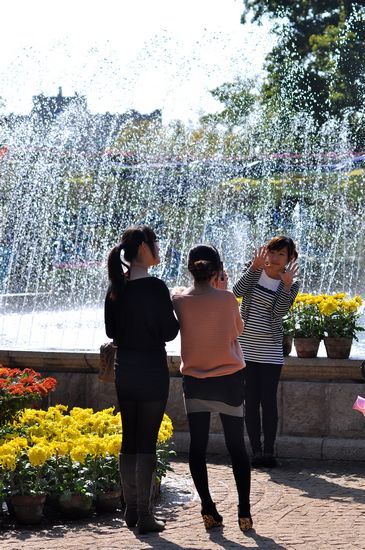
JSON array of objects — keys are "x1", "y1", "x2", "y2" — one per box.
[{"x1": 1, "y1": 456, "x2": 365, "y2": 549}]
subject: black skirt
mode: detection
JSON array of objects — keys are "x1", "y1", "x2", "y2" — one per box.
[
  {"x1": 114, "y1": 348, "x2": 169, "y2": 402},
  {"x1": 183, "y1": 369, "x2": 245, "y2": 417}
]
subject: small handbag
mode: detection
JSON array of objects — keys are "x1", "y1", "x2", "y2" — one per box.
[{"x1": 99, "y1": 342, "x2": 117, "y2": 383}]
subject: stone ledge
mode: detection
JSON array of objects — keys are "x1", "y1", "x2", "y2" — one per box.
[
  {"x1": 282, "y1": 356, "x2": 364, "y2": 381},
  {"x1": 0, "y1": 349, "x2": 99, "y2": 373},
  {"x1": 0, "y1": 349, "x2": 363, "y2": 380},
  {"x1": 172, "y1": 432, "x2": 365, "y2": 461}
]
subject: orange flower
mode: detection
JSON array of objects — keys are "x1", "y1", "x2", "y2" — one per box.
[
  {"x1": 8, "y1": 386, "x2": 26, "y2": 395},
  {"x1": 43, "y1": 378, "x2": 57, "y2": 390},
  {"x1": 0, "y1": 367, "x2": 57, "y2": 399},
  {"x1": 20, "y1": 375, "x2": 36, "y2": 384}
]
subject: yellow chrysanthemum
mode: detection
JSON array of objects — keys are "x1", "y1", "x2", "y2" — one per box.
[
  {"x1": 27, "y1": 445, "x2": 50, "y2": 467},
  {"x1": 319, "y1": 300, "x2": 338, "y2": 316},
  {"x1": 70, "y1": 445, "x2": 88, "y2": 464},
  {"x1": 0, "y1": 452, "x2": 17, "y2": 471},
  {"x1": 105, "y1": 436, "x2": 121, "y2": 456},
  {"x1": 354, "y1": 294, "x2": 363, "y2": 305}
]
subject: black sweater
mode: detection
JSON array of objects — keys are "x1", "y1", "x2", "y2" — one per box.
[{"x1": 104, "y1": 277, "x2": 179, "y2": 352}]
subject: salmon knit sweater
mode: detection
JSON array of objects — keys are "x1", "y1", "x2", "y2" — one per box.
[{"x1": 172, "y1": 289, "x2": 245, "y2": 378}]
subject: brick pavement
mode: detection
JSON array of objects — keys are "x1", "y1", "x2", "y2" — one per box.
[{"x1": 1, "y1": 456, "x2": 365, "y2": 550}]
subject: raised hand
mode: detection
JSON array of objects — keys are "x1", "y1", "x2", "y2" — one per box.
[
  {"x1": 279, "y1": 260, "x2": 299, "y2": 288},
  {"x1": 251, "y1": 246, "x2": 268, "y2": 271}
]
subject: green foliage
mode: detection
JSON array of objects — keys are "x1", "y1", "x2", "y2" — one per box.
[
  {"x1": 288, "y1": 304, "x2": 324, "y2": 339},
  {"x1": 242, "y1": 1, "x2": 365, "y2": 146},
  {"x1": 200, "y1": 79, "x2": 257, "y2": 128},
  {"x1": 156, "y1": 442, "x2": 176, "y2": 480},
  {"x1": 324, "y1": 310, "x2": 364, "y2": 340},
  {"x1": 4, "y1": 453, "x2": 49, "y2": 496},
  {"x1": 88, "y1": 454, "x2": 120, "y2": 495},
  {"x1": 45, "y1": 456, "x2": 94, "y2": 497}
]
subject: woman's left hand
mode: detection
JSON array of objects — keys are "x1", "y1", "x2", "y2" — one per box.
[{"x1": 280, "y1": 260, "x2": 299, "y2": 289}]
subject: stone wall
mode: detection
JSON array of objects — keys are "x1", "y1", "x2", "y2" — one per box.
[{"x1": 1, "y1": 350, "x2": 365, "y2": 460}]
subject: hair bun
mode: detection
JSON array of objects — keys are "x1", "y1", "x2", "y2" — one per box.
[{"x1": 188, "y1": 259, "x2": 216, "y2": 282}]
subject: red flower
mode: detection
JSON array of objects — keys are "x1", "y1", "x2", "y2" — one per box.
[
  {"x1": 43, "y1": 377, "x2": 57, "y2": 390},
  {"x1": 0, "y1": 367, "x2": 57, "y2": 398}
]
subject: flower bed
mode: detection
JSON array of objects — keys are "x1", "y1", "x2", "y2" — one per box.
[
  {"x1": 0, "y1": 405, "x2": 174, "y2": 499},
  {"x1": 0, "y1": 366, "x2": 57, "y2": 425},
  {"x1": 0, "y1": 375, "x2": 175, "y2": 524}
]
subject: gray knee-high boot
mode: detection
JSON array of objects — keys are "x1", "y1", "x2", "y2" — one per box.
[
  {"x1": 136, "y1": 453, "x2": 165, "y2": 534},
  {"x1": 119, "y1": 453, "x2": 138, "y2": 528}
]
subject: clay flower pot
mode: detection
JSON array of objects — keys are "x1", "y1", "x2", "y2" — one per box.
[
  {"x1": 96, "y1": 489, "x2": 122, "y2": 513},
  {"x1": 59, "y1": 493, "x2": 93, "y2": 519},
  {"x1": 324, "y1": 337, "x2": 352, "y2": 359},
  {"x1": 11, "y1": 494, "x2": 46, "y2": 525},
  {"x1": 294, "y1": 337, "x2": 321, "y2": 358}
]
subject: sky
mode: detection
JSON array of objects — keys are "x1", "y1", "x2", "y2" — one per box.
[{"x1": 0, "y1": 0, "x2": 274, "y2": 123}]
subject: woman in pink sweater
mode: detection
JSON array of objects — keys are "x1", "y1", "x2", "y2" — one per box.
[{"x1": 172, "y1": 245, "x2": 252, "y2": 532}]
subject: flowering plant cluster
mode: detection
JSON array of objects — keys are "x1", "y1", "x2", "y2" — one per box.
[
  {"x1": 0, "y1": 405, "x2": 174, "y2": 499},
  {"x1": 0, "y1": 366, "x2": 57, "y2": 426},
  {"x1": 283, "y1": 292, "x2": 364, "y2": 340}
]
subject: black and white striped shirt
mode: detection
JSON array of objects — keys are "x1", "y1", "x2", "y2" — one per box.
[{"x1": 233, "y1": 266, "x2": 300, "y2": 365}]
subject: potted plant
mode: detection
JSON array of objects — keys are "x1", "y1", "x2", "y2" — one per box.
[
  {"x1": 0, "y1": 366, "x2": 56, "y2": 426},
  {"x1": 290, "y1": 294, "x2": 324, "y2": 358},
  {"x1": 319, "y1": 293, "x2": 364, "y2": 359},
  {"x1": 53, "y1": 456, "x2": 94, "y2": 518},
  {"x1": 89, "y1": 454, "x2": 122, "y2": 513},
  {"x1": 1, "y1": 404, "x2": 176, "y2": 522},
  {"x1": 4, "y1": 447, "x2": 51, "y2": 524}
]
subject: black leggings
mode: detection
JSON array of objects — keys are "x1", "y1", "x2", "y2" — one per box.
[
  {"x1": 243, "y1": 361, "x2": 282, "y2": 455},
  {"x1": 188, "y1": 412, "x2": 251, "y2": 516},
  {"x1": 117, "y1": 399, "x2": 167, "y2": 454}
]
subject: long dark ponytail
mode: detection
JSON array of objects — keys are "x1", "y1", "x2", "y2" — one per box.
[{"x1": 107, "y1": 225, "x2": 158, "y2": 300}]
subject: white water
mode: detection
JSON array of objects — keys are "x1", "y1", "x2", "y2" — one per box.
[{"x1": 1, "y1": 307, "x2": 364, "y2": 359}]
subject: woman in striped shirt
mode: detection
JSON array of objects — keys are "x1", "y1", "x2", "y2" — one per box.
[{"x1": 233, "y1": 236, "x2": 299, "y2": 468}]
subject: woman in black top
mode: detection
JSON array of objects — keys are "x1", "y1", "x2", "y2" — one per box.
[{"x1": 105, "y1": 225, "x2": 179, "y2": 534}]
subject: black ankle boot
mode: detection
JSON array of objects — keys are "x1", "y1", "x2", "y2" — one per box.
[
  {"x1": 237, "y1": 506, "x2": 253, "y2": 532},
  {"x1": 201, "y1": 502, "x2": 223, "y2": 529}
]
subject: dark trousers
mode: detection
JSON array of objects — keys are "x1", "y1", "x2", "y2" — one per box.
[
  {"x1": 114, "y1": 355, "x2": 168, "y2": 455},
  {"x1": 188, "y1": 412, "x2": 251, "y2": 516},
  {"x1": 115, "y1": 374, "x2": 167, "y2": 454},
  {"x1": 243, "y1": 361, "x2": 282, "y2": 455}
]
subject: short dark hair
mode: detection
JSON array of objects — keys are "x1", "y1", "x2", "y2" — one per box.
[
  {"x1": 188, "y1": 244, "x2": 221, "y2": 282},
  {"x1": 267, "y1": 235, "x2": 298, "y2": 260}
]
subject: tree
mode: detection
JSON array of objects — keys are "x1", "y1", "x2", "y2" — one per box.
[
  {"x1": 242, "y1": 1, "x2": 365, "y2": 147},
  {"x1": 200, "y1": 78, "x2": 257, "y2": 129}
]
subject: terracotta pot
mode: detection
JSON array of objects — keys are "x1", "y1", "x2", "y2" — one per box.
[
  {"x1": 283, "y1": 335, "x2": 293, "y2": 357},
  {"x1": 11, "y1": 494, "x2": 46, "y2": 525},
  {"x1": 96, "y1": 489, "x2": 122, "y2": 513},
  {"x1": 324, "y1": 337, "x2": 352, "y2": 359},
  {"x1": 45, "y1": 492, "x2": 60, "y2": 508},
  {"x1": 59, "y1": 493, "x2": 93, "y2": 519},
  {"x1": 294, "y1": 337, "x2": 321, "y2": 358}
]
